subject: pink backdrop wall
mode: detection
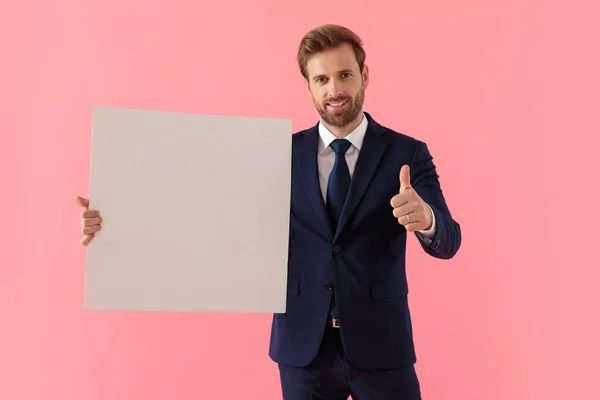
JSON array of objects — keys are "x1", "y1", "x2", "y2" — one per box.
[{"x1": 2, "y1": 1, "x2": 599, "y2": 399}]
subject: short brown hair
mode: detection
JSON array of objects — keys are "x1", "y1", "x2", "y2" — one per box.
[{"x1": 297, "y1": 24, "x2": 366, "y2": 80}]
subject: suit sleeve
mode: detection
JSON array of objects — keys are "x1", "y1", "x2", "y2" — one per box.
[{"x1": 409, "y1": 141, "x2": 461, "y2": 259}]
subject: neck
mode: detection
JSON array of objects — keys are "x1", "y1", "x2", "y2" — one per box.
[{"x1": 322, "y1": 112, "x2": 364, "y2": 138}]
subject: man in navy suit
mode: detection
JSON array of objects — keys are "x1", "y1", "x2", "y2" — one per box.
[
  {"x1": 76, "y1": 24, "x2": 461, "y2": 400},
  {"x1": 268, "y1": 25, "x2": 461, "y2": 399}
]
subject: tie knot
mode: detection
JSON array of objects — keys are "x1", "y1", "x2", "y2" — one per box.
[{"x1": 330, "y1": 139, "x2": 352, "y2": 155}]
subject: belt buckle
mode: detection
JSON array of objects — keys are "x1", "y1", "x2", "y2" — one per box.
[{"x1": 331, "y1": 317, "x2": 340, "y2": 328}]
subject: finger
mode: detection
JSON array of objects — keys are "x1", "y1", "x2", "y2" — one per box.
[
  {"x1": 81, "y1": 216, "x2": 103, "y2": 227},
  {"x1": 75, "y1": 196, "x2": 89, "y2": 208},
  {"x1": 397, "y1": 213, "x2": 421, "y2": 226},
  {"x1": 398, "y1": 212, "x2": 424, "y2": 227},
  {"x1": 81, "y1": 225, "x2": 102, "y2": 235},
  {"x1": 390, "y1": 192, "x2": 410, "y2": 208},
  {"x1": 404, "y1": 222, "x2": 423, "y2": 232},
  {"x1": 80, "y1": 234, "x2": 94, "y2": 246},
  {"x1": 81, "y1": 209, "x2": 100, "y2": 218},
  {"x1": 399, "y1": 165, "x2": 411, "y2": 192},
  {"x1": 392, "y1": 203, "x2": 417, "y2": 219}
]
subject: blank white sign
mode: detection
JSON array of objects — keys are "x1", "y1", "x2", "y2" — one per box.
[{"x1": 84, "y1": 107, "x2": 292, "y2": 313}]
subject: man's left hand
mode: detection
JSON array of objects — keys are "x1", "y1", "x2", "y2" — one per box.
[{"x1": 390, "y1": 165, "x2": 433, "y2": 232}]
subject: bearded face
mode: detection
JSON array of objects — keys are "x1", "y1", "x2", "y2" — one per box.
[{"x1": 305, "y1": 43, "x2": 369, "y2": 134}]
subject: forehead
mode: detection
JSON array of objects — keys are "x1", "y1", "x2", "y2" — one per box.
[{"x1": 305, "y1": 43, "x2": 360, "y2": 79}]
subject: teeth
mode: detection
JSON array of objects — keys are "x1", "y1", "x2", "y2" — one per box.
[{"x1": 329, "y1": 101, "x2": 347, "y2": 107}]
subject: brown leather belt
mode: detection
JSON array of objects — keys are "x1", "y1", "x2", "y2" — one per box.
[{"x1": 326, "y1": 317, "x2": 340, "y2": 328}]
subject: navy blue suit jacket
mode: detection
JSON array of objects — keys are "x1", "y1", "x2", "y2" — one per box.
[{"x1": 268, "y1": 112, "x2": 461, "y2": 370}]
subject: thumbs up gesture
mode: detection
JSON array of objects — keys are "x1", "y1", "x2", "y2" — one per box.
[{"x1": 390, "y1": 165, "x2": 433, "y2": 232}]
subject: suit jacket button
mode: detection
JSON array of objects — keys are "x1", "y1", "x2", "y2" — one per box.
[
  {"x1": 325, "y1": 282, "x2": 333, "y2": 290},
  {"x1": 333, "y1": 245, "x2": 341, "y2": 253}
]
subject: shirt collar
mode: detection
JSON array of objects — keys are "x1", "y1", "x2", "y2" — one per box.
[{"x1": 318, "y1": 112, "x2": 368, "y2": 154}]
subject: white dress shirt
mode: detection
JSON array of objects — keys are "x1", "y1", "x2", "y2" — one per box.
[{"x1": 316, "y1": 113, "x2": 437, "y2": 241}]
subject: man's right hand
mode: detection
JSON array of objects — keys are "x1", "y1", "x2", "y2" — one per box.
[{"x1": 75, "y1": 196, "x2": 102, "y2": 246}]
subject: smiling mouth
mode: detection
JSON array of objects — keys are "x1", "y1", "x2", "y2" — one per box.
[{"x1": 326, "y1": 100, "x2": 349, "y2": 110}]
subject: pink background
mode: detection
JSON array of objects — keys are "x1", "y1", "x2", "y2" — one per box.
[{"x1": 2, "y1": 0, "x2": 599, "y2": 399}]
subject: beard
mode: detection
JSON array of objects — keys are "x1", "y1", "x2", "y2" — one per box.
[{"x1": 313, "y1": 84, "x2": 365, "y2": 128}]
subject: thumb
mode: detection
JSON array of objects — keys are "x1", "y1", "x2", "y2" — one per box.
[
  {"x1": 399, "y1": 165, "x2": 411, "y2": 192},
  {"x1": 75, "y1": 195, "x2": 89, "y2": 208}
]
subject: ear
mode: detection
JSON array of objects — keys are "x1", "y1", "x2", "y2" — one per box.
[
  {"x1": 304, "y1": 78, "x2": 312, "y2": 97},
  {"x1": 362, "y1": 65, "x2": 370, "y2": 88}
]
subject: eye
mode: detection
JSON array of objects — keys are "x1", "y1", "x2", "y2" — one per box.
[{"x1": 341, "y1": 72, "x2": 351, "y2": 78}]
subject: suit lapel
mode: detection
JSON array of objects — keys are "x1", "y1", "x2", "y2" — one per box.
[
  {"x1": 294, "y1": 124, "x2": 335, "y2": 238},
  {"x1": 334, "y1": 114, "x2": 388, "y2": 241}
]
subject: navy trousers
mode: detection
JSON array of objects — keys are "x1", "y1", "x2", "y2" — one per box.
[{"x1": 278, "y1": 326, "x2": 422, "y2": 400}]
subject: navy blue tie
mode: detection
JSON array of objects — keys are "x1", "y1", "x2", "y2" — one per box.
[
  {"x1": 326, "y1": 139, "x2": 351, "y2": 319},
  {"x1": 326, "y1": 139, "x2": 352, "y2": 228}
]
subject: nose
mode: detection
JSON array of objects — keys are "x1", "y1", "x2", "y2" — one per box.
[{"x1": 326, "y1": 78, "x2": 343, "y2": 98}]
